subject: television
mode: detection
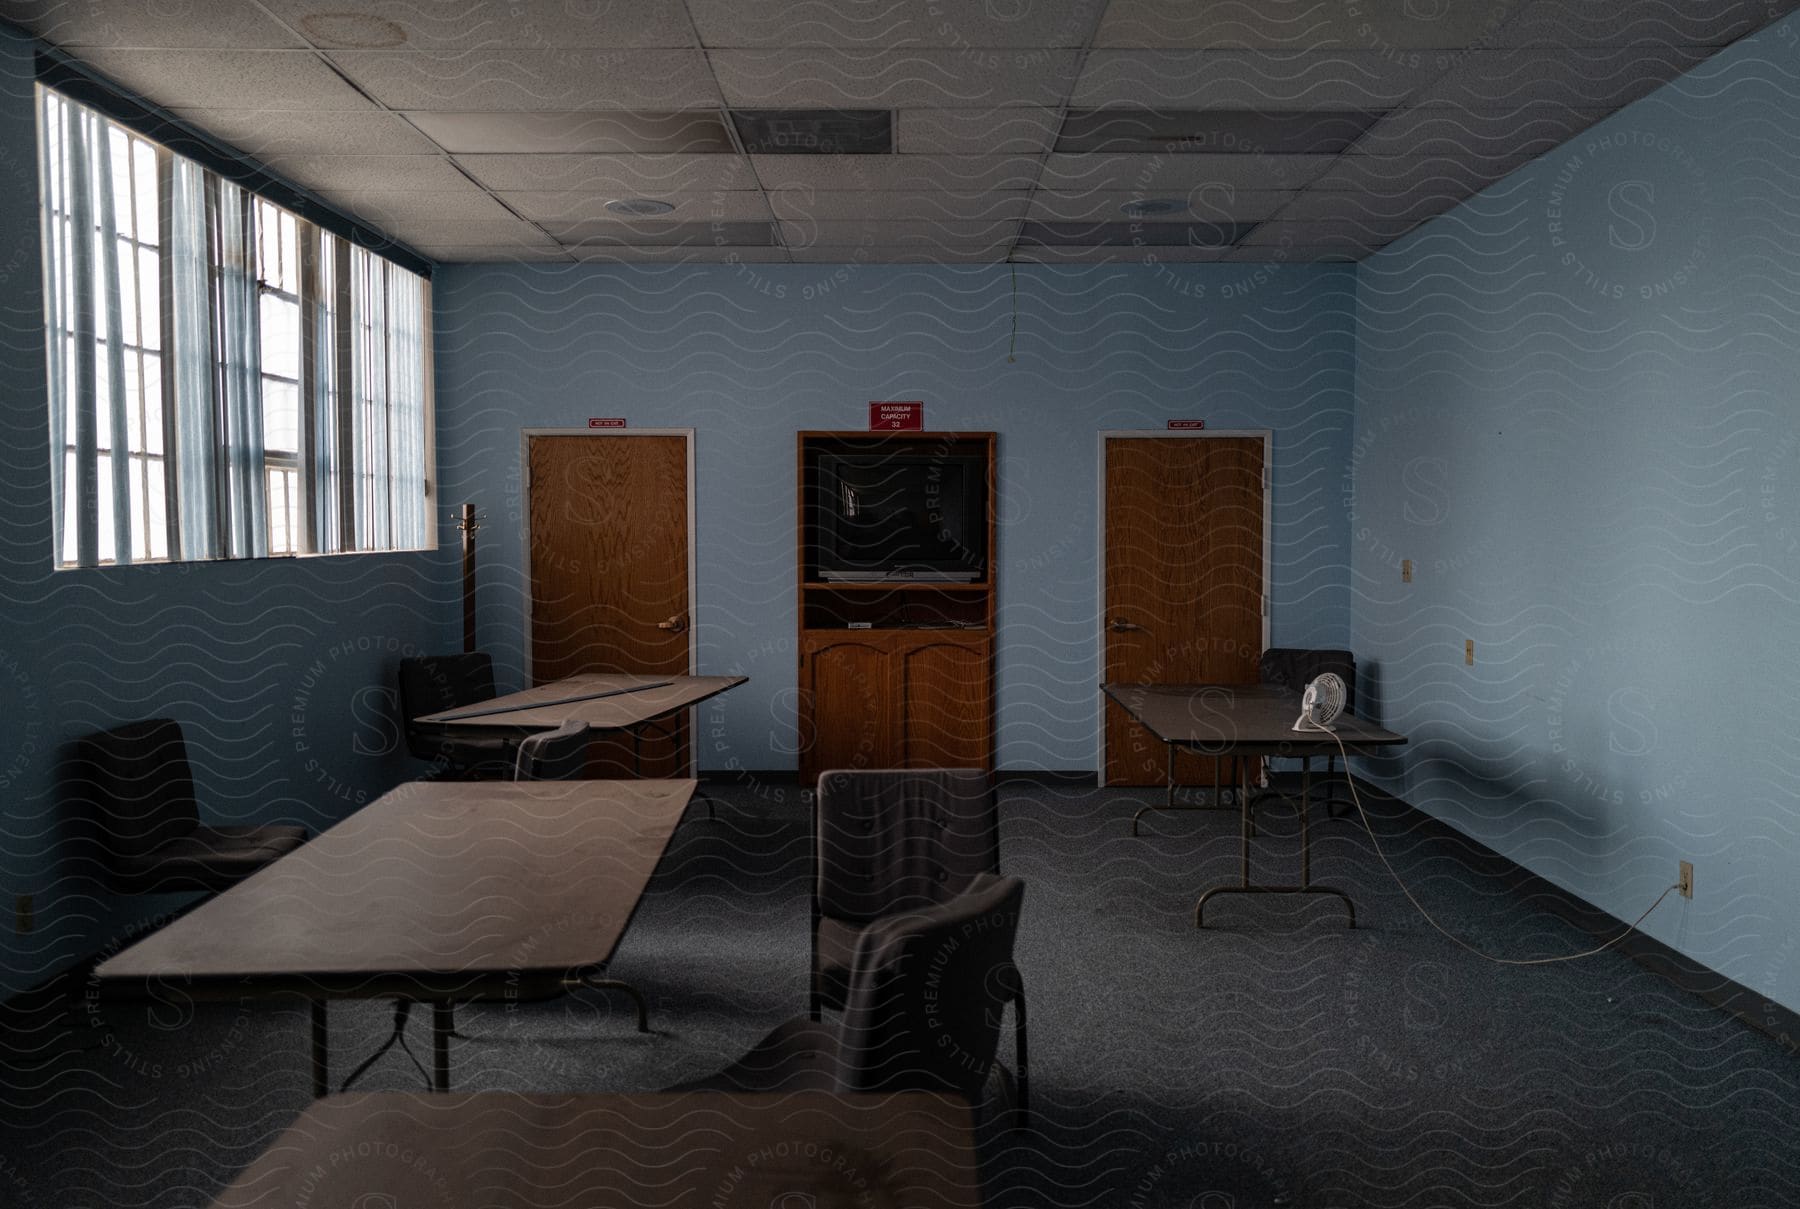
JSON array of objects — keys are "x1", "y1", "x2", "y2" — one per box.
[{"x1": 813, "y1": 452, "x2": 987, "y2": 581}]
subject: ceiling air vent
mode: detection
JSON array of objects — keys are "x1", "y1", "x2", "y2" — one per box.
[{"x1": 730, "y1": 109, "x2": 893, "y2": 154}]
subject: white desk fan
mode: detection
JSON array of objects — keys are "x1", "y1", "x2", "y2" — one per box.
[{"x1": 1292, "y1": 672, "x2": 1347, "y2": 732}]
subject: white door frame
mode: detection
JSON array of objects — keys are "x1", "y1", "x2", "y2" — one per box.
[
  {"x1": 1095, "y1": 429, "x2": 1273, "y2": 784},
  {"x1": 519, "y1": 428, "x2": 698, "y2": 684}
]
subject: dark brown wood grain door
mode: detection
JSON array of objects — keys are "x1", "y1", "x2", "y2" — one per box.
[
  {"x1": 528, "y1": 433, "x2": 691, "y2": 776},
  {"x1": 1103, "y1": 435, "x2": 1266, "y2": 787}
]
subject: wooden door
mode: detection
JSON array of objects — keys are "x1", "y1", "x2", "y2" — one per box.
[
  {"x1": 1103, "y1": 436, "x2": 1266, "y2": 786},
  {"x1": 527, "y1": 433, "x2": 692, "y2": 776}
]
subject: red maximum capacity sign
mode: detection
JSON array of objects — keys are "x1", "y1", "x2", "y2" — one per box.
[{"x1": 869, "y1": 402, "x2": 924, "y2": 431}]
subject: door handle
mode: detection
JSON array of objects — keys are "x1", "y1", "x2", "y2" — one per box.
[
  {"x1": 1109, "y1": 618, "x2": 1145, "y2": 633},
  {"x1": 657, "y1": 614, "x2": 689, "y2": 634}
]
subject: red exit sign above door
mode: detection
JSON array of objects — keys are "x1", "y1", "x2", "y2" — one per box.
[{"x1": 869, "y1": 401, "x2": 924, "y2": 430}]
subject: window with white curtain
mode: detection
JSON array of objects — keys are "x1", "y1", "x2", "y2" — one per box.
[{"x1": 36, "y1": 86, "x2": 433, "y2": 570}]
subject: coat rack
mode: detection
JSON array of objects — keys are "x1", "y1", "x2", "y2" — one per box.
[{"x1": 456, "y1": 503, "x2": 480, "y2": 653}]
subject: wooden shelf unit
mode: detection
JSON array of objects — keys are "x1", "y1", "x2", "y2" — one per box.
[{"x1": 795, "y1": 431, "x2": 997, "y2": 783}]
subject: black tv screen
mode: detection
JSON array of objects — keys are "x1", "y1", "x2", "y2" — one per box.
[{"x1": 815, "y1": 452, "x2": 986, "y2": 580}]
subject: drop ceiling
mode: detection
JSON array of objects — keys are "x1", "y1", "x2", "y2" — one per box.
[{"x1": 2, "y1": 0, "x2": 1792, "y2": 265}]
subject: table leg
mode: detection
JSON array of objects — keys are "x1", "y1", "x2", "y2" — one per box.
[
  {"x1": 432, "y1": 1002, "x2": 452, "y2": 1092},
  {"x1": 1196, "y1": 750, "x2": 1356, "y2": 929},
  {"x1": 1131, "y1": 743, "x2": 1239, "y2": 836},
  {"x1": 310, "y1": 999, "x2": 328, "y2": 1099}
]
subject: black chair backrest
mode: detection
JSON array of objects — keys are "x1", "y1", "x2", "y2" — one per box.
[
  {"x1": 71, "y1": 718, "x2": 200, "y2": 865},
  {"x1": 513, "y1": 720, "x2": 590, "y2": 781},
  {"x1": 815, "y1": 769, "x2": 1000, "y2": 926},
  {"x1": 397, "y1": 653, "x2": 498, "y2": 758},
  {"x1": 1259, "y1": 648, "x2": 1356, "y2": 713},
  {"x1": 836, "y1": 873, "x2": 1024, "y2": 1100}
]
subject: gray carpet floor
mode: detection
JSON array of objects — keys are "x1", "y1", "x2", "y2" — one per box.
[{"x1": 3, "y1": 780, "x2": 1797, "y2": 1208}]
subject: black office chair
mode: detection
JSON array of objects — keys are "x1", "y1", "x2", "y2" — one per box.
[
  {"x1": 674, "y1": 874, "x2": 1027, "y2": 1126},
  {"x1": 71, "y1": 718, "x2": 307, "y2": 894},
  {"x1": 397, "y1": 653, "x2": 514, "y2": 779},
  {"x1": 810, "y1": 768, "x2": 1029, "y2": 1122},
  {"x1": 511, "y1": 720, "x2": 591, "y2": 781},
  {"x1": 1258, "y1": 647, "x2": 1357, "y2": 816}
]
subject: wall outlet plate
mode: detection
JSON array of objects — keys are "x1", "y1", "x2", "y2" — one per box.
[
  {"x1": 14, "y1": 894, "x2": 32, "y2": 934},
  {"x1": 1678, "y1": 860, "x2": 1693, "y2": 900},
  {"x1": 1402, "y1": 558, "x2": 1413, "y2": 583}
]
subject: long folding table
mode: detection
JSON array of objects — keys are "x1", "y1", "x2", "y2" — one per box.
[
  {"x1": 415, "y1": 673, "x2": 748, "y2": 811},
  {"x1": 1102, "y1": 682, "x2": 1407, "y2": 927},
  {"x1": 96, "y1": 778, "x2": 696, "y2": 1097}
]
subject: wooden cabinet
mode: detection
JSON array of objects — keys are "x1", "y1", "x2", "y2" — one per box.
[{"x1": 796, "y1": 432, "x2": 996, "y2": 784}]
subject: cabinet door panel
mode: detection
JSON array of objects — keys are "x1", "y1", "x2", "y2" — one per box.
[
  {"x1": 900, "y1": 639, "x2": 991, "y2": 769},
  {"x1": 803, "y1": 639, "x2": 895, "y2": 778}
]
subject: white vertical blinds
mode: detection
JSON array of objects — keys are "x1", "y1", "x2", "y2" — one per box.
[{"x1": 36, "y1": 86, "x2": 432, "y2": 569}]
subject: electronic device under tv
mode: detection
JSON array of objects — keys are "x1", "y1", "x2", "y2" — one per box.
[{"x1": 814, "y1": 452, "x2": 986, "y2": 582}]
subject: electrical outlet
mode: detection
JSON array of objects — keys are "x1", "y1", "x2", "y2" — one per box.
[
  {"x1": 1402, "y1": 559, "x2": 1413, "y2": 583},
  {"x1": 1678, "y1": 861, "x2": 1693, "y2": 900},
  {"x1": 14, "y1": 894, "x2": 32, "y2": 934},
  {"x1": 1465, "y1": 639, "x2": 1475, "y2": 666}
]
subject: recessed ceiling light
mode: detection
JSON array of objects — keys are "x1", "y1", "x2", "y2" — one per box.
[
  {"x1": 604, "y1": 199, "x2": 676, "y2": 217},
  {"x1": 1120, "y1": 198, "x2": 1185, "y2": 217}
]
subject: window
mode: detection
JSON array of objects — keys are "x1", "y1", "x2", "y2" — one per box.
[{"x1": 37, "y1": 86, "x2": 432, "y2": 570}]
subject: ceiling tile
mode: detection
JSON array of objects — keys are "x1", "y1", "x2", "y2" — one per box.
[
  {"x1": 1276, "y1": 185, "x2": 1470, "y2": 224},
  {"x1": 1305, "y1": 152, "x2": 1534, "y2": 196},
  {"x1": 768, "y1": 190, "x2": 1032, "y2": 222},
  {"x1": 1073, "y1": 50, "x2": 1423, "y2": 109},
  {"x1": 259, "y1": 154, "x2": 471, "y2": 194},
  {"x1": 567, "y1": 246, "x2": 791, "y2": 263},
  {"x1": 378, "y1": 218, "x2": 557, "y2": 248},
  {"x1": 689, "y1": 0, "x2": 1105, "y2": 48},
  {"x1": 406, "y1": 111, "x2": 735, "y2": 155},
  {"x1": 709, "y1": 49, "x2": 1081, "y2": 108},
  {"x1": 1349, "y1": 104, "x2": 1612, "y2": 159},
  {"x1": 1094, "y1": 0, "x2": 1528, "y2": 51},
  {"x1": 1010, "y1": 244, "x2": 1233, "y2": 262},
  {"x1": 507, "y1": 190, "x2": 773, "y2": 224},
  {"x1": 1417, "y1": 46, "x2": 1716, "y2": 110},
  {"x1": 559, "y1": 219, "x2": 776, "y2": 246},
  {"x1": 171, "y1": 108, "x2": 439, "y2": 156},
  {"x1": 321, "y1": 188, "x2": 522, "y2": 228},
  {"x1": 788, "y1": 246, "x2": 1013, "y2": 263},
  {"x1": 752, "y1": 154, "x2": 1044, "y2": 192},
  {"x1": 257, "y1": 0, "x2": 694, "y2": 51},
  {"x1": 1056, "y1": 107, "x2": 1380, "y2": 154},
  {"x1": 420, "y1": 246, "x2": 574, "y2": 263},
  {"x1": 895, "y1": 107, "x2": 1063, "y2": 155},
  {"x1": 1497, "y1": 0, "x2": 1798, "y2": 48},
  {"x1": 1223, "y1": 244, "x2": 1361, "y2": 262},
  {"x1": 1028, "y1": 188, "x2": 1295, "y2": 222},
  {"x1": 1239, "y1": 217, "x2": 1419, "y2": 248},
  {"x1": 327, "y1": 49, "x2": 722, "y2": 111},
  {"x1": 6, "y1": 0, "x2": 300, "y2": 47},
  {"x1": 1036, "y1": 152, "x2": 1332, "y2": 191},
  {"x1": 456, "y1": 154, "x2": 756, "y2": 193},
  {"x1": 778, "y1": 219, "x2": 1022, "y2": 249},
  {"x1": 64, "y1": 48, "x2": 373, "y2": 109}
]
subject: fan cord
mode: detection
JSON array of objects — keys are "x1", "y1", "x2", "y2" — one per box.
[{"x1": 1327, "y1": 729, "x2": 1679, "y2": 967}]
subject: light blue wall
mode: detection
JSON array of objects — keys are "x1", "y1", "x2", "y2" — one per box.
[
  {"x1": 1352, "y1": 16, "x2": 1800, "y2": 1015},
  {"x1": 0, "y1": 24, "x2": 460, "y2": 1001},
  {"x1": 432, "y1": 261, "x2": 1358, "y2": 772}
]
